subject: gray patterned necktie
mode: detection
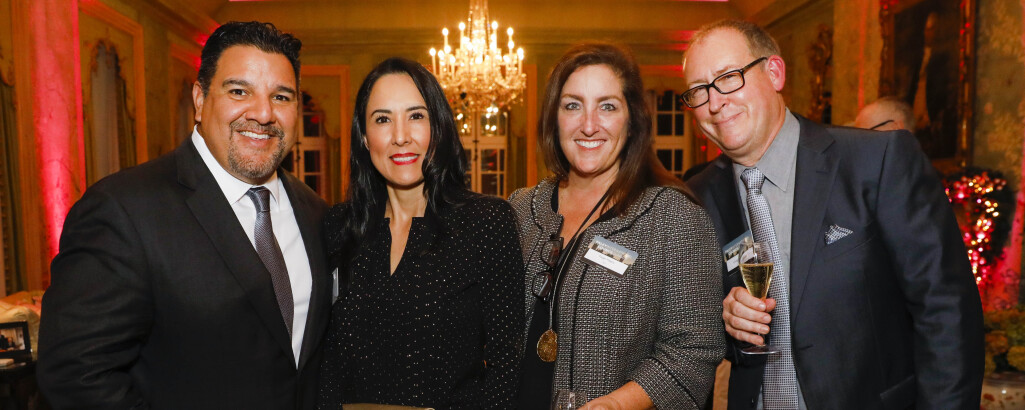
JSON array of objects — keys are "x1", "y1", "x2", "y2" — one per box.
[
  {"x1": 246, "y1": 186, "x2": 294, "y2": 336},
  {"x1": 741, "y1": 168, "x2": 799, "y2": 409}
]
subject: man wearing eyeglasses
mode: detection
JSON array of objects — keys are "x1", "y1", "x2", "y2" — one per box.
[
  {"x1": 854, "y1": 96, "x2": 915, "y2": 133},
  {"x1": 684, "y1": 20, "x2": 983, "y2": 409}
]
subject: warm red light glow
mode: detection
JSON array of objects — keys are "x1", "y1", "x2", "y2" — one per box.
[
  {"x1": 640, "y1": 65, "x2": 686, "y2": 78},
  {"x1": 999, "y1": 2, "x2": 1025, "y2": 310},
  {"x1": 664, "y1": 30, "x2": 696, "y2": 42},
  {"x1": 29, "y1": 0, "x2": 85, "y2": 261}
]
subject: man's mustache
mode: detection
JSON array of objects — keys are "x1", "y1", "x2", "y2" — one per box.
[{"x1": 231, "y1": 120, "x2": 284, "y2": 139}]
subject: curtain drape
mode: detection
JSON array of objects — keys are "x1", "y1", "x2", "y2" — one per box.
[{"x1": 0, "y1": 78, "x2": 26, "y2": 293}]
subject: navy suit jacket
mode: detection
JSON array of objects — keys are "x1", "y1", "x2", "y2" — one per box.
[
  {"x1": 39, "y1": 140, "x2": 330, "y2": 409},
  {"x1": 688, "y1": 116, "x2": 983, "y2": 409}
]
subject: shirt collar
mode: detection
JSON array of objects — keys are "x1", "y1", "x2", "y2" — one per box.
[
  {"x1": 732, "y1": 109, "x2": 800, "y2": 192},
  {"x1": 191, "y1": 126, "x2": 282, "y2": 208}
]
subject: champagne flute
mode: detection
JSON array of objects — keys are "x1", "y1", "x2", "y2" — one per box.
[
  {"x1": 551, "y1": 389, "x2": 587, "y2": 410},
  {"x1": 739, "y1": 241, "x2": 781, "y2": 355}
]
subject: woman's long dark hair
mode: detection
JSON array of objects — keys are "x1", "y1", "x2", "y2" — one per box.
[
  {"x1": 538, "y1": 43, "x2": 694, "y2": 215},
  {"x1": 331, "y1": 57, "x2": 468, "y2": 266}
]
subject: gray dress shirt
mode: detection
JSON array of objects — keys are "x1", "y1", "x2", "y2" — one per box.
[{"x1": 732, "y1": 110, "x2": 808, "y2": 409}]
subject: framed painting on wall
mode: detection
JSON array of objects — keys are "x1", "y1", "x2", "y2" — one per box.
[{"x1": 880, "y1": 0, "x2": 976, "y2": 173}]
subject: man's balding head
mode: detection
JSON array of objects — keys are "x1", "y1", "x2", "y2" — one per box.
[
  {"x1": 682, "y1": 19, "x2": 787, "y2": 166},
  {"x1": 854, "y1": 97, "x2": 914, "y2": 133}
]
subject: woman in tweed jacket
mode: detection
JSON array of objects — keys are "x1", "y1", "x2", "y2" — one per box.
[{"x1": 510, "y1": 44, "x2": 725, "y2": 409}]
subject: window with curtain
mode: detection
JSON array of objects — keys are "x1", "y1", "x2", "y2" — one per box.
[
  {"x1": 175, "y1": 79, "x2": 194, "y2": 147},
  {"x1": 0, "y1": 74, "x2": 22, "y2": 293},
  {"x1": 86, "y1": 42, "x2": 135, "y2": 185},
  {"x1": 459, "y1": 105, "x2": 509, "y2": 197},
  {"x1": 649, "y1": 89, "x2": 693, "y2": 180},
  {"x1": 282, "y1": 92, "x2": 329, "y2": 200}
]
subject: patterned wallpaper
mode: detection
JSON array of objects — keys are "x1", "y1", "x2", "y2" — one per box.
[
  {"x1": 973, "y1": 0, "x2": 1025, "y2": 308},
  {"x1": 974, "y1": 0, "x2": 1025, "y2": 187}
]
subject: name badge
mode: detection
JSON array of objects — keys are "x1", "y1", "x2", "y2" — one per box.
[
  {"x1": 722, "y1": 230, "x2": 753, "y2": 272},
  {"x1": 583, "y1": 236, "x2": 637, "y2": 276}
]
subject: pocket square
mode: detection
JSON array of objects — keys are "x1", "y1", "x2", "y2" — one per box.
[{"x1": 825, "y1": 224, "x2": 853, "y2": 245}]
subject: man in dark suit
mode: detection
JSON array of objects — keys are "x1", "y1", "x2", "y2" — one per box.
[
  {"x1": 38, "y1": 21, "x2": 330, "y2": 409},
  {"x1": 684, "y1": 20, "x2": 983, "y2": 409}
]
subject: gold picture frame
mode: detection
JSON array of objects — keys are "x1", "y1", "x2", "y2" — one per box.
[{"x1": 879, "y1": 0, "x2": 976, "y2": 173}]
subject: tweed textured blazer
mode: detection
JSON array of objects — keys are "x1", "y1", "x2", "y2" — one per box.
[{"x1": 509, "y1": 177, "x2": 726, "y2": 409}]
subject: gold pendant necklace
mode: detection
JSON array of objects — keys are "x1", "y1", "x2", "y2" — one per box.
[
  {"x1": 535, "y1": 186, "x2": 610, "y2": 363},
  {"x1": 537, "y1": 329, "x2": 558, "y2": 362}
]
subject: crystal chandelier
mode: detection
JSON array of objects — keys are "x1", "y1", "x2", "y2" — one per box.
[{"x1": 429, "y1": 0, "x2": 525, "y2": 113}]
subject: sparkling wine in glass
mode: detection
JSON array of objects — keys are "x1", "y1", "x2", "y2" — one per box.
[
  {"x1": 739, "y1": 241, "x2": 781, "y2": 355},
  {"x1": 551, "y1": 389, "x2": 587, "y2": 410}
]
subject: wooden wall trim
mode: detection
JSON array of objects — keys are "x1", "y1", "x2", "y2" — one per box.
[
  {"x1": 80, "y1": 0, "x2": 148, "y2": 164},
  {"x1": 168, "y1": 40, "x2": 199, "y2": 148},
  {"x1": 140, "y1": 0, "x2": 218, "y2": 46},
  {"x1": 169, "y1": 41, "x2": 201, "y2": 68}
]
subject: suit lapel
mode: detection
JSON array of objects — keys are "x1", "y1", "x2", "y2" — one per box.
[
  {"x1": 176, "y1": 141, "x2": 296, "y2": 362},
  {"x1": 282, "y1": 173, "x2": 329, "y2": 373},
  {"x1": 788, "y1": 117, "x2": 838, "y2": 318}
]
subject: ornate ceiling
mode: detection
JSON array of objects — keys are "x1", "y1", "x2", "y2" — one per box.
[{"x1": 145, "y1": 0, "x2": 800, "y2": 53}]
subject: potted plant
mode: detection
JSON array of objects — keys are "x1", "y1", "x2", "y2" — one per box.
[{"x1": 982, "y1": 307, "x2": 1025, "y2": 408}]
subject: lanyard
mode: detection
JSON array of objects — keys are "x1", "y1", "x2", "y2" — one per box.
[{"x1": 546, "y1": 188, "x2": 611, "y2": 331}]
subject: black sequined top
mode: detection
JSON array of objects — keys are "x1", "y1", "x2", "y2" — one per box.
[{"x1": 317, "y1": 195, "x2": 525, "y2": 410}]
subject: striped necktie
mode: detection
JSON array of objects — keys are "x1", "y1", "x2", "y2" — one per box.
[{"x1": 246, "y1": 186, "x2": 294, "y2": 335}]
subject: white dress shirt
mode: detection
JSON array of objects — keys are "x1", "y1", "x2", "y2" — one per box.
[{"x1": 192, "y1": 127, "x2": 311, "y2": 366}]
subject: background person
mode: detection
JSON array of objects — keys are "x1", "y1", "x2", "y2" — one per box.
[
  {"x1": 854, "y1": 96, "x2": 914, "y2": 132},
  {"x1": 511, "y1": 43, "x2": 724, "y2": 410}
]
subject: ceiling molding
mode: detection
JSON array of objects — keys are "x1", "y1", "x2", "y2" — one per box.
[
  {"x1": 138, "y1": 0, "x2": 219, "y2": 45},
  {"x1": 293, "y1": 28, "x2": 693, "y2": 54},
  {"x1": 214, "y1": 0, "x2": 740, "y2": 32}
]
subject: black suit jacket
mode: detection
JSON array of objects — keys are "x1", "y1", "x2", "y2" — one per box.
[
  {"x1": 39, "y1": 140, "x2": 331, "y2": 409},
  {"x1": 688, "y1": 116, "x2": 984, "y2": 409}
]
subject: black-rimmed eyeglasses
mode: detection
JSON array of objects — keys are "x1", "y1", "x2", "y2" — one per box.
[
  {"x1": 869, "y1": 119, "x2": 895, "y2": 130},
  {"x1": 531, "y1": 236, "x2": 564, "y2": 300},
  {"x1": 682, "y1": 57, "x2": 768, "y2": 109}
]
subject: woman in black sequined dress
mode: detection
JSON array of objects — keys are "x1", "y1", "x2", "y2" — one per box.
[{"x1": 316, "y1": 58, "x2": 524, "y2": 410}]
